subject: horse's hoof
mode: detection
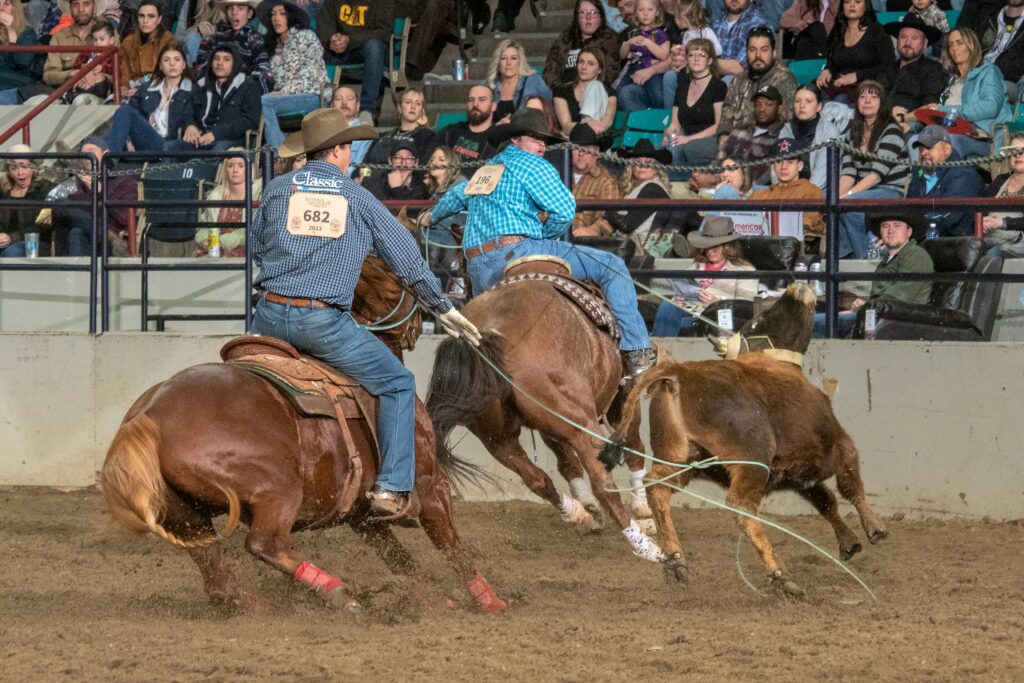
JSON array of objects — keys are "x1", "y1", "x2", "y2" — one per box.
[
  {"x1": 840, "y1": 542, "x2": 863, "y2": 562},
  {"x1": 662, "y1": 553, "x2": 688, "y2": 584},
  {"x1": 768, "y1": 571, "x2": 806, "y2": 599},
  {"x1": 868, "y1": 528, "x2": 889, "y2": 544},
  {"x1": 323, "y1": 587, "x2": 361, "y2": 612},
  {"x1": 580, "y1": 498, "x2": 605, "y2": 533},
  {"x1": 635, "y1": 517, "x2": 657, "y2": 536}
]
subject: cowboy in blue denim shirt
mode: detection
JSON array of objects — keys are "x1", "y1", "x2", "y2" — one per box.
[
  {"x1": 430, "y1": 108, "x2": 656, "y2": 379},
  {"x1": 251, "y1": 109, "x2": 481, "y2": 518}
]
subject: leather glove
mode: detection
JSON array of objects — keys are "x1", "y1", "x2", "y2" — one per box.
[{"x1": 438, "y1": 308, "x2": 481, "y2": 346}]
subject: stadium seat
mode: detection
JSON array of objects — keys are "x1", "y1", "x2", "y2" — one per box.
[
  {"x1": 787, "y1": 58, "x2": 826, "y2": 85},
  {"x1": 622, "y1": 130, "x2": 664, "y2": 148},
  {"x1": 874, "y1": 11, "x2": 905, "y2": 26},
  {"x1": 945, "y1": 9, "x2": 960, "y2": 26},
  {"x1": 435, "y1": 111, "x2": 468, "y2": 129},
  {"x1": 140, "y1": 160, "x2": 219, "y2": 250},
  {"x1": 625, "y1": 108, "x2": 672, "y2": 133},
  {"x1": 389, "y1": 17, "x2": 412, "y2": 92}
]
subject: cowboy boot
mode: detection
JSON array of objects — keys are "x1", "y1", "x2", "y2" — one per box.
[
  {"x1": 366, "y1": 486, "x2": 410, "y2": 519},
  {"x1": 622, "y1": 348, "x2": 657, "y2": 383}
]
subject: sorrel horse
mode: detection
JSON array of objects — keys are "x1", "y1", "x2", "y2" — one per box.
[
  {"x1": 425, "y1": 258, "x2": 665, "y2": 563},
  {"x1": 100, "y1": 234, "x2": 506, "y2": 613},
  {"x1": 600, "y1": 283, "x2": 889, "y2": 596}
]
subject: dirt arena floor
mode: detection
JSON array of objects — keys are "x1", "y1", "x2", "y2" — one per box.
[{"x1": 2, "y1": 487, "x2": 1022, "y2": 681}]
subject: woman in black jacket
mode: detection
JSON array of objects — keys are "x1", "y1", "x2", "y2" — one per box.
[
  {"x1": 106, "y1": 44, "x2": 196, "y2": 153},
  {"x1": 815, "y1": 0, "x2": 896, "y2": 103}
]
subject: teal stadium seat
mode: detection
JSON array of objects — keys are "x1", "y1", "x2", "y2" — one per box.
[
  {"x1": 874, "y1": 11, "x2": 905, "y2": 26},
  {"x1": 945, "y1": 10, "x2": 960, "y2": 27},
  {"x1": 787, "y1": 58, "x2": 826, "y2": 85},
  {"x1": 622, "y1": 130, "x2": 664, "y2": 148},
  {"x1": 625, "y1": 108, "x2": 672, "y2": 133},
  {"x1": 436, "y1": 111, "x2": 468, "y2": 129}
]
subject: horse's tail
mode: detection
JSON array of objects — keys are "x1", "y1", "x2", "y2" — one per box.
[
  {"x1": 598, "y1": 362, "x2": 680, "y2": 471},
  {"x1": 101, "y1": 413, "x2": 240, "y2": 550},
  {"x1": 426, "y1": 331, "x2": 509, "y2": 491}
]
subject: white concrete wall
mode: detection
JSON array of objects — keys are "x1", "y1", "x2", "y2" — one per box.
[{"x1": 1, "y1": 333, "x2": 1022, "y2": 519}]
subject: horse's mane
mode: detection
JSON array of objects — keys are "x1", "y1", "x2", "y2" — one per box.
[{"x1": 352, "y1": 253, "x2": 423, "y2": 356}]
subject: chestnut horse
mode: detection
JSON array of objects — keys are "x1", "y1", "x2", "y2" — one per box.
[
  {"x1": 100, "y1": 249, "x2": 506, "y2": 614},
  {"x1": 425, "y1": 264, "x2": 666, "y2": 562},
  {"x1": 601, "y1": 284, "x2": 888, "y2": 596}
]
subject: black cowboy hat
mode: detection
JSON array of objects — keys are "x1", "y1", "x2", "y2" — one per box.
[
  {"x1": 255, "y1": 0, "x2": 310, "y2": 32},
  {"x1": 618, "y1": 138, "x2": 671, "y2": 165},
  {"x1": 884, "y1": 13, "x2": 942, "y2": 45},
  {"x1": 569, "y1": 123, "x2": 611, "y2": 151},
  {"x1": 867, "y1": 208, "x2": 926, "y2": 240},
  {"x1": 487, "y1": 108, "x2": 567, "y2": 146}
]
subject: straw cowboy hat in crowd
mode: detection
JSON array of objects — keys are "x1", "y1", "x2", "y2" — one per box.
[
  {"x1": 57, "y1": 0, "x2": 108, "y2": 19},
  {"x1": 295, "y1": 108, "x2": 378, "y2": 155},
  {"x1": 686, "y1": 215, "x2": 742, "y2": 250},
  {"x1": 488, "y1": 108, "x2": 567, "y2": 146}
]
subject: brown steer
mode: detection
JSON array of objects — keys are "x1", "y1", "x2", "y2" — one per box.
[{"x1": 601, "y1": 284, "x2": 888, "y2": 596}]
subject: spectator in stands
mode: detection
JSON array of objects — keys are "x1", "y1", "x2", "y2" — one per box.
[
  {"x1": 44, "y1": 0, "x2": 102, "y2": 89},
  {"x1": 717, "y1": 26, "x2": 797, "y2": 138},
  {"x1": 610, "y1": 139, "x2": 676, "y2": 242},
  {"x1": 957, "y1": 0, "x2": 1006, "y2": 44},
  {"x1": 616, "y1": 0, "x2": 671, "y2": 111},
  {"x1": 816, "y1": 0, "x2": 896, "y2": 103},
  {"x1": 568, "y1": 124, "x2": 620, "y2": 236},
  {"x1": 107, "y1": 43, "x2": 196, "y2": 152},
  {"x1": 0, "y1": 0, "x2": 40, "y2": 105},
  {"x1": 316, "y1": 0, "x2": 389, "y2": 124},
  {"x1": 983, "y1": 0, "x2": 1024, "y2": 99},
  {"x1": 119, "y1": 1, "x2": 176, "y2": 97},
  {"x1": 492, "y1": 0, "x2": 527, "y2": 32},
  {"x1": 906, "y1": 0, "x2": 949, "y2": 37},
  {"x1": 660, "y1": 0, "x2": 722, "y2": 105},
  {"x1": 883, "y1": 14, "x2": 947, "y2": 132},
  {"x1": 426, "y1": 145, "x2": 461, "y2": 196},
  {"x1": 780, "y1": 0, "x2": 839, "y2": 59},
  {"x1": 274, "y1": 130, "x2": 305, "y2": 173},
  {"x1": 257, "y1": 0, "x2": 326, "y2": 149},
  {"x1": 838, "y1": 80, "x2": 909, "y2": 259},
  {"x1": 907, "y1": 124, "x2": 986, "y2": 236},
  {"x1": 194, "y1": 149, "x2": 262, "y2": 256},
  {"x1": 365, "y1": 88, "x2": 437, "y2": 177},
  {"x1": 544, "y1": 0, "x2": 622, "y2": 90},
  {"x1": 52, "y1": 137, "x2": 137, "y2": 256},
  {"x1": 982, "y1": 134, "x2": 1024, "y2": 254},
  {"x1": 554, "y1": 48, "x2": 617, "y2": 134},
  {"x1": 933, "y1": 27, "x2": 1011, "y2": 158},
  {"x1": 422, "y1": 145, "x2": 464, "y2": 294},
  {"x1": 813, "y1": 209, "x2": 934, "y2": 337},
  {"x1": 437, "y1": 84, "x2": 498, "y2": 174},
  {"x1": 327, "y1": 85, "x2": 373, "y2": 175},
  {"x1": 778, "y1": 84, "x2": 851, "y2": 190},
  {"x1": 720, "y1": 84, "x2": 785, "y2": 186},
  {"x1": 750, "y1": 138, "x2": 826, "y2": 252},
  {"x1": 167, "y1": 43, "x2": 261, "y2": 152},
  {"x1": 194, "y1": 0, "x2": 272, "y2": 93},
  {"x1": 711, "y1": 0, "x2": 768, "y2": 77},
  {"x1": 525, "y1": 95, "x2": 562, "y2": 135},
  {"x1": 651, "y1": 215, "x2": 756, "y2": 336},
  {"x1": 662, "y1": 38, "x2": 725, "y2": 181},
  {"x1": 487, "y1": 40, "x2": 553, "y2": 123},
  {"x1": 60, "y1": 19, "x2": 115, "y2": 104},
  {"x1": 361, "y1": 140, "x2": 430, "y2": 201},
  {"x1": 0, "y1": 146, "x2": 52, "y2": 257}
]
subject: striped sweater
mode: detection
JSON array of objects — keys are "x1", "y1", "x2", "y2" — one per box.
[{"x1": 841, "y1": 122, "x2": 909, "y2": 191}]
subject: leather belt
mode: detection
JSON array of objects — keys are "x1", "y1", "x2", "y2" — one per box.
[
  {"x1": 465, "y1": 235, "x2": 525, "y2": 260},
  {"x1": 264, "y1": 292, "x2": 330, "y2": 308}
]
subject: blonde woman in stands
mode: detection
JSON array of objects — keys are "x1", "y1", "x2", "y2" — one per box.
[
  {"x1": 194, "y1": 149, "x2": 262, "y2": 257},
  {"x1": 553, "y1": 47, "x2": 618, "y2": 134},
  {"x1": 0, "y1": 0, "x2": 39, "y2": 105},
  {"x1": 982, "y1": 133, "x2": 1024, "y2": 256},
  {"x1": 487, "y1": 39, "x2": 553, "y2": 123}
]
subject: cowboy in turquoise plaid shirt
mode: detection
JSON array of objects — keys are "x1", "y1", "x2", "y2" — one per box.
[{"x1": 431, "y1": 109, "x2": 656, "y2": 379}]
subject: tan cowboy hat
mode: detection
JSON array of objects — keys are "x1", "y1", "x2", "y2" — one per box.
[
  {"x1": 298, "y1": 108, "x2": 378, "y2": 155},
  {"x1": 57, "y1": 0, "x2": 107, "y2": 19},
  {"x1": 687, "y1": 215, "x2": 741, "y2": 250},
  {"x1": 277, "y1": 131, "x2": 304, "y2": 158}
]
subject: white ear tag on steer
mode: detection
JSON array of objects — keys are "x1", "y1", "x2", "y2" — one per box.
[
  {"x1": 464, "y1": 164, "x2": 505, "y2": 196},
  {"x1": 717, "y1": 308, "x2": 734, "y2": 332},
  {"x1": 286, "y1": 192, "x2": 349, "y2": 238}
]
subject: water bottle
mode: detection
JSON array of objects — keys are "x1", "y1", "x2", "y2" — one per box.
[
  {"x1": 925, "y1": 222, "x2": 940, "y2": 241},
  {"x1": 794, "y1": 261, "x2": 808, "y2": 283},
  {"x1": 863, "y1": 308, "x2": 877, "y2": 340},
  {"x1": 809, "y1": 261, "x2": 825, "y2": 296},
  {"x1": 942, "y1": 108, "x2": 958, "y2": 128},
  {"x1": 865, "y1": 243, "x2": 882, "y2": 261}
]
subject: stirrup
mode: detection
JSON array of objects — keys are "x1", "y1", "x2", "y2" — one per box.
[{"x1": 366, "y1": 486, "x2": 410, "y2": 521}]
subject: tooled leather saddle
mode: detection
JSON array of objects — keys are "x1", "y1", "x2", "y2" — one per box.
[
  {"x1": 220, "y1": 336, "x2": 400, "y2": 526},
  {"x1": 492, "y1": 255, "x2": 620, "y2": 340}
]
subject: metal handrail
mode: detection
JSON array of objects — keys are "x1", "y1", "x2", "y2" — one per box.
[{"x1": 0, "y1": 45, "x2": 121, "y2": 147}]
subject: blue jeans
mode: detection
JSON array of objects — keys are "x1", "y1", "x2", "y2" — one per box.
[
  {"x1": 0, "y1": 87, "x2": 20, "y2": 105},
  {"x1": 260, "y1": 92, "x2": 321, "y2": 148},
  {"x1": 68, "y1": 227, "x2": 92, "y2": 256},
  {"x1": 184, "y1": 32, "x2": 201, "y2": 66},
  {"x1": 813, "y1": 311, "x2": 856, "y2": 338},
  {"x1": 617, "y1": 72, "x2": 666, "y2": 112},
  {"x1": 465, "y1": 239, "x2": 652, "y2": 351},
  {"x1": 668, "y1": 136, "x2": 718, "y2": 181},
  {"x1": 252, "y1": 299, "x2": 417, "y2": 492},
  {"x1": 839, "y1": 186, "x2": 901, "y2": 259},
  {"x1": 0, "y1": 241, "x2": 26, "y2": 256},
  {"x1": 661, "y1": 71, "x2": 678, "y2": 113},
  {"x1": 164, "y1": 138, "x2": 242, "y2": 153},
  {"x1": 652, "y1": 301, "x2": 697, "y2": 336},
  {"x1": 324, "y1": 38, "x2": 386, "y2": 115},
  {"x1": 107, "y1": 105, "x2": 169, "y2": 153}
]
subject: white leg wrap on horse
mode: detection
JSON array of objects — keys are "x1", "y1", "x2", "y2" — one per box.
[
  {"x1": 559, "y1": 494, "x2": 593, "y2": 525},
  {"x1": 629, "y1": 469, "x2": 652, "y2": 518},
  {"x1": 623, "y1": 519, "x2": 666, "y2": 562},
  {"x1": 629, "y1": 468, "x2": 646, "y2": 491},
  {"x1": 569, "y1": 477, "x2": 594, "y2": 502}
]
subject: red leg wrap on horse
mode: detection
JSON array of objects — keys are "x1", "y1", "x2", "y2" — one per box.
[
  {"x1": 466, "y1": 571, "x2": 507, "y2": 614},
  {"x1": 293, "y1": 561, "x2": 346, "y2": 593}
]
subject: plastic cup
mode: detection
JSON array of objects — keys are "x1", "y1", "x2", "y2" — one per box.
[{"x1": 25, "y1": 231, "x2": 39, "y2": 258}]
